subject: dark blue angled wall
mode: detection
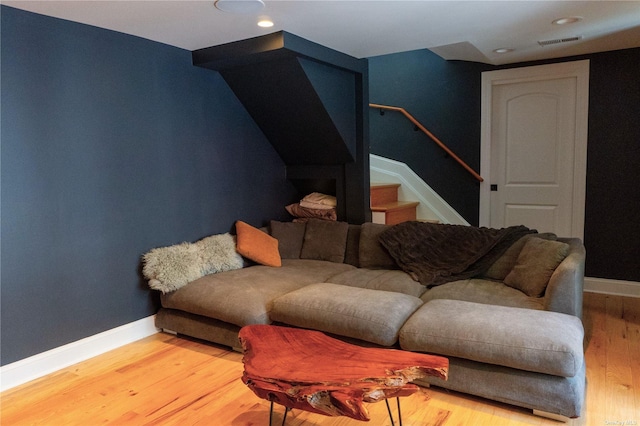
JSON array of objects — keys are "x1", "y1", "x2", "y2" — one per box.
[{"x1": 1, "y1": 6, "x2": 298, "y2": 365}]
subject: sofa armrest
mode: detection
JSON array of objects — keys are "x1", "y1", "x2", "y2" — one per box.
[{"x1": 543, "y1": 238, "x2": 585, "y2": 318}]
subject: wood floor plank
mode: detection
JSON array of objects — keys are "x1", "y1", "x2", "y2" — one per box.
[
  {"x1": 582, "y1": 292, "x2": 608, "y2": 425},
  {"x1": 604, "y1": 295, "x2": 637, "y2": 422},
  {"x1": 2, "y1": 293, "x2": 639, "y2": 425},
  {"x1": 624, "y1": 296, "x2": 640, "y2": 422}
]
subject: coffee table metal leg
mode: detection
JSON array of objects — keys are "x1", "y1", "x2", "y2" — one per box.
[
  {"x1": 385, "y1": 397, "x2": 403, "y2": 426},
  {"x1": 269, "y1": 400, "x2": 274, "y2": 426},
  {"x1": 268, "y1": 399, "x2": 290, "y2": 426},
  {"x1": 272, "y1": 395, "x2": 402, "y2": 426}
]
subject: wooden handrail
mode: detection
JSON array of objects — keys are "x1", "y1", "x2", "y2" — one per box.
[{"x1": 370, "y1": 103, "x2": 484, "y2": 182}]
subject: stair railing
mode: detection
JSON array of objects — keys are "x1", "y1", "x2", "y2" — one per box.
[{"x1": 370, "y1": 103, "x2": 484, "y2": 182}]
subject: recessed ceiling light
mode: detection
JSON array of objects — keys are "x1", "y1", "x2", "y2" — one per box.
[
  {"x1": 493, "y1": 48, "x2": 514, "y2": 54},
  {"x1": 257, "y1": 19, "x2": 274, "y2": 28},
  {"x1": 214, "y1": 0, "x2": 265, "y2": 14},
  {"x1": 552, "y1": 16, "x2": 583, "y2": 25}
]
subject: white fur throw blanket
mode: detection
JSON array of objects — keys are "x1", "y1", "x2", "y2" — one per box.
[{"x1": 142, "y1": 233, "x2": 244, "y2": 293}]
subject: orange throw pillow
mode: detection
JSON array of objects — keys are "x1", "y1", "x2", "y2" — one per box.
[{"x1": 235, "y1": 221, "x2": 282, "y2": 267}]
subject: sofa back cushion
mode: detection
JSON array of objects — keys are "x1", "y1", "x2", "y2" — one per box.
[
  {"x1": 483, "y1": 233, "x2": 558, "y2": 281},
  {"x1": 300, "y1": 219, "x2": 350, "y2": 263},
  {"x1": 358, "y1": 222, "x2": 398, "y2": 269},
  {"x1": 344, "y1": 224, "x2": 362, "y2": 267},
  {"x1": 504, "y1": 237, "x2": 570, "y2": 297},
  {"x1": 270, "y1": 220, "x2": 306, "y2": 259}
]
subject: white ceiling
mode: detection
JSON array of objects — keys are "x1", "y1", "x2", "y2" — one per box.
[{"x1": 3, "y1": 1, "x2": 640, "y2": 65}]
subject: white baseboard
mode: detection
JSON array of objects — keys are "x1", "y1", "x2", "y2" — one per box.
[
  {"x1": 584, "y1": 277, "x2": 640, "y2": 298},
  {"x1": 0, "y1": 315, "x2": 159, "y2": 392}
]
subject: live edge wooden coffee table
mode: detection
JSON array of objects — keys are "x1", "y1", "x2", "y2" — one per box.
[{"x1": 239, "y1": 324, "x2": 448, "y2": 425}]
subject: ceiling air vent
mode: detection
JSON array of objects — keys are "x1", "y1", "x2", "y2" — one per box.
[{"x1": 538, "y1": 36, "x2": 582, "y2": 46}]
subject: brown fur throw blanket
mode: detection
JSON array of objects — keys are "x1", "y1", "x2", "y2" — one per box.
[{"x1": 379, "y1": 221, "x2": 535, "y2": 287}]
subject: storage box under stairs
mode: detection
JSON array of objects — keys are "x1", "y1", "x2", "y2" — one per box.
[{"x1": 370, "y1": 183, "x2": 419, "y2": 225}]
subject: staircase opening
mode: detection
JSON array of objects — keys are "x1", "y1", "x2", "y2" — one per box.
[
  {"x1": 192, "y1": 31, "x2": 371, "y2": 224},
  {"x1": 370, "y1": 183, "x2": 419, "y2": 225}
]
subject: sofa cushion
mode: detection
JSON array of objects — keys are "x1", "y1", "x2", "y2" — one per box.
[
  {"x1": 329, "y1": 268, "x2": 426, "y2": 298},
  {"x1": 236, "y1": 221, "x2": 281, "y2": 267},
  {"x1": 421, "y1": 279, "x2": 545, "y2": 311},
  {"x1": 400, "y1": 299, "x2": 584, "y2": 377},
  {"x1": 483, "y1": 233, "x2": 558, "y2": 281},
  {"x1": 358, "y1": 222, "x2": 397, "y2": 269},
  {"x1": 504, "y1": 237, "x2": 570, "y2": 297},
  {"x1": 271, "y1": 283, "x2": 423, "y2": 346},
  {"x1": 270, "y1": 220, "x2": 306, "y2": 259},
  {"x1": 300, "y1": 219, "x2": 349, "y2": 263},
  {"x1": 161, "y1": 259, "x2": 356, "y2": 327}
]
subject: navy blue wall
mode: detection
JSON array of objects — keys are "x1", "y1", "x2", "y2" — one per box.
[
  {"x1": 582, "y1": 48, "x2": 640, "y2": 282},
  {"x1": 369, "y1": 47, "x2": 640, "y2": 282},
  {"x1": 1, "y1": 6, "x2": 298, "y2": 365}
]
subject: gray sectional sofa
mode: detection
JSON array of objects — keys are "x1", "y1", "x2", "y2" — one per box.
[{"x1": 147, "y1": 219, "x2": 586, "y2": 421}]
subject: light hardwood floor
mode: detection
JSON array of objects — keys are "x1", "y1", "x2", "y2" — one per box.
[{"x1": 2, "y1": 292, "x2": 638, "y2": 425}]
